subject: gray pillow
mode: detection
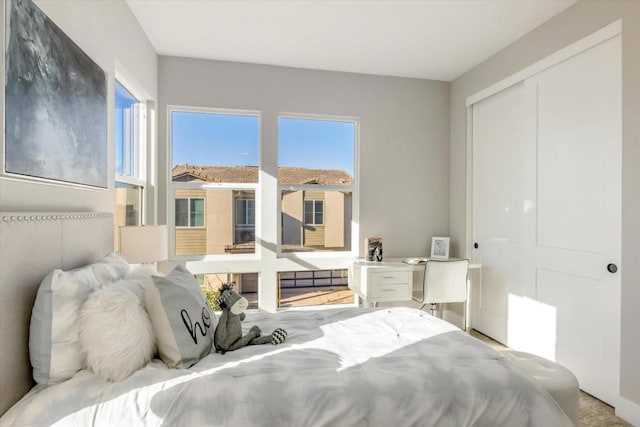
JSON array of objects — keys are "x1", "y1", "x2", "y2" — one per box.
[
  {"x1": 29, "y1": 253, "x2": 130, "y2": 385},
  {"x1": 145, "y1": 265, "x2": 215, "y2": 368}
]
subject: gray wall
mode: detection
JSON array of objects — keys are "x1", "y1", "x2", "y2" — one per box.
[
  {"x1": 158, "y1": 57, "x2": 450, "y2": 258},
  {"x1": 0, "y1": 0, "x2": 158, "y2": 219},
  {"x1": 450, "y1": 0, "x2": 640, "y2": 411}
]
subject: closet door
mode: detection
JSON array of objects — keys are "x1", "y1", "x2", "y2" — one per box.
[
  {"x1": 471, "y1": 82, "x2": 535, "y2": 344},
  {"x1": 531, "y1": 35, "x2": 621, "y2": 405},
  {"x1": 471, "y1": 34, "x2": 621, "y2": 405}
]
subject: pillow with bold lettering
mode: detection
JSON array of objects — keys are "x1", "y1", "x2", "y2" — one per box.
[
  {"x1": 29, "y1": 253, "x2": 130, "y2": 385},
  {"x1": 145, "y1": 265, "x2": 215, "y2": 368}
]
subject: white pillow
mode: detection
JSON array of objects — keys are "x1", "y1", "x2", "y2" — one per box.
[
  {"x1": 79, "y1": 279, "x2": 155, "y2": 382},
  {"x1": 29, "y1": 253, "x2": 129, "y2": 385}
]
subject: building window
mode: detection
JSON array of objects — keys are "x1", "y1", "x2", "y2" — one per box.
[
  {"x1": 236, "y1": 198, "x2": 255, "y2": 226},
  {"x1": 170, "y1": 108, "x2": 259, "y2": 257},
  {"x1": 115, "y1": 80, "x2": 147, "y2": 250},
  {"x1": 278, "y1": 116, "x2": 356, "y2": 253},
  {"x1": 175, "y1": 197, "x2": 205, "y2": 227},
  {"x1": 304, "y1": 200, "x2": 324, "y2": 225}
]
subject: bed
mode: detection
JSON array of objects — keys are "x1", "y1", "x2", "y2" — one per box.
[{"x1": 0, "y1": 212, "x2": 573, "y2": 426}]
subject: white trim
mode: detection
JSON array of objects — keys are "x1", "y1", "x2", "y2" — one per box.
[
  {"x1": 465, "y1": 106, "x2": 474, "y2": 260},
  {"x1": 466, "y1": 20, "x2": 621, "y2": 107},
  {"x1": 279, "y1": 184, "x2": 354, "y2": 192},
  {"x1": 279, "y1": 111, "x2": 360, "y2": 123},
  {"x1": 616, "y1": 396, "x2": 640, "y2": 426},
  {"x1": 173, "y1": 182, "x2": 258, "y2": 190},
  {"x1": 169, "y1": 104, "x2": 261, "y2": 117}
]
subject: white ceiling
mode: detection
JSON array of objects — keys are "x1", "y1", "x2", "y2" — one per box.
[{"x1": 126, "y1": 0, "x2": 577, "y2": 82}]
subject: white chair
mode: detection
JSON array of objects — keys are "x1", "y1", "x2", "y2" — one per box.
[{"x1": 413, "y1": 259, "x2": 469, "y2": 328}]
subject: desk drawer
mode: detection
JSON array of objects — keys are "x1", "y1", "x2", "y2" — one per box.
[
  {"x1": 370, "y1": 270, "x2": 410, "y2": 286},
  {"x1": 370, "y1": 282, "x2": 410, "y2": 300}
]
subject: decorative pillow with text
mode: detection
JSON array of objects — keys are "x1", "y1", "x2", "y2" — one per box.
[{"x1": 145, "y1": 265, "x2": 215, "y2": 368}]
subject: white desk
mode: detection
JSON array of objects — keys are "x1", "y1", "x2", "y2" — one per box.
[{"x1": 348, "y1": 258, "x2": 481, "y2": 307}]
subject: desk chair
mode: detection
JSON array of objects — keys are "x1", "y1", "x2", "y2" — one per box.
[{"x1": 413, "y1": 259, "x2": 470, "y2": 329}]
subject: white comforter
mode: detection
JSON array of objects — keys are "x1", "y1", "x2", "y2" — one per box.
[{"x1": 1, "y1": 307, "x2": 572, "y2": 426}]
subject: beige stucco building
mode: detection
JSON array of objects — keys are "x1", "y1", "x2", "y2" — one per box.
[{"x1": 172, "y1": 164, "x2": 353, "y2": 256}]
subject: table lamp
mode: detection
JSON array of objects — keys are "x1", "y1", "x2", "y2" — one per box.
[{"x1": 119, "y1": 225, "x2": 168, "y2": 265}]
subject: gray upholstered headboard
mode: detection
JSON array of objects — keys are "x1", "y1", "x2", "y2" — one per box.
[{"x1": 0, "y1": 212, "x2": 114, "y2": 416}]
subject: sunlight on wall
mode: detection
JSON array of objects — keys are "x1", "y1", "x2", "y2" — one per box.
[{"x1": 507, "y1": 293, "x2": 557, "y2": 361}]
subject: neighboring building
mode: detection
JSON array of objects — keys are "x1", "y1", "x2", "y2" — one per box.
[{"x1": 172, "y1": 164, "x2": 353, "y2": 256}]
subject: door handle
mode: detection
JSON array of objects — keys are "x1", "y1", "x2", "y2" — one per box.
[
  {"x1": 474, "y1": 242, "x2": 479, "y2": 249},
  {"x1": 607, "y1": 263, "x2": 618, "y2": 274}
]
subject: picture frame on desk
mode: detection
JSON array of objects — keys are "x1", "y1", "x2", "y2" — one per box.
[{"x1": 430, "y1": 237, "x2": 450, "y2": 259}]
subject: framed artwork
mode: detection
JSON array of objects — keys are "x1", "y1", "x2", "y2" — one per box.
[
  {"x1": 430, "y1": 236, "x2": 450, "y2": 259},
  {"x1": 4, "y1": 0, "x2": 108, "y2": 188}
]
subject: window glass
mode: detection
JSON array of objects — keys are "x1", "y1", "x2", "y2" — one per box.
[
  {"x1": 170, "y1": 110, "x2": 259, "y2": 257},
  {"x1": 278, "y1": 117, "x2": 355, "y2": 253},
  {"x1": 314, "y1": 200, "x2": 324, "y2": 225},
  {"x1": 190, "y1": 198, "x2": 205, "y2": 227},
  {"x1": 198, "y1": 272, "x2": 259, "y2": 310},
  {"x1": 114, "y1": 80, "x2": 144, "y2": 251},
  {"x1": 175, "y1": 199, "x2": 189, "y2": 227},
  {"x1": 278, "y1": 269, "x2": 353, "y2": 308},
  {"x1": 115, "y1": 81, "x2": 139, "y2": 178},
  {"x1": 171, "y1": 111, "x2": 259, "y2": 183},
  {"x1": 115, "y1": 183, "x2": 143, "y2": 226},
  {"x1": 304, "y1": 200, "x2": 314, "y2": 224},
  {"x1": 236, "y1": 198, "x2": 254, "y2": 226},
  {"x1": 174, "y1": 189, "x2": 256, "y2": 256},
  {"x1": 278, "y1": 118, "x2": 354, "y2": 184},
  {"x1": 281, "y1": 190, "x2": 352, "y2": 252}
]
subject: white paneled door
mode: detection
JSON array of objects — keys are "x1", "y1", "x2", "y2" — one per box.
[
  {"x1": 471, "y1": 35, "x2": 621, "y2": 405},
  {"x1": 471, "y1": 82, "x2": 532, "y2": 345},
  {"x1": 532, "y1": 35, "x2": 621, "y2": 405}
]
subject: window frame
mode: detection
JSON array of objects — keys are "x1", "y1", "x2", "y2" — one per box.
[
  {"x1": 235, "y1": 197, "x2": 256, "y2": 227},
  {"x1": 276, "y1": 113, "x2": 359, "y2": 259},
  {"x1": 114, "y1": 78, "x2": 148, "y2": 226},
  {"x1": 303, "y1": 199, "x2": 324, "y2": 225},
  {"x1": 168, "y1": 107, "x2": 360, "y2": 312},
  {"x1": 168, "y1": 105, "x2": 262, "y2": 262}
]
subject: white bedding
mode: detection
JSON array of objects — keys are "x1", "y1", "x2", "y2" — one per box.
[{"x1": 0, "y1": 307, "x2": 572, "y2": 426}]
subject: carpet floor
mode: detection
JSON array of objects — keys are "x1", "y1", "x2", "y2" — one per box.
[{"x1": 469, "y1": 329, "x2": 629, "y2": 426}]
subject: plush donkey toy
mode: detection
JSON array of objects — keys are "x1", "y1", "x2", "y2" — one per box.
[{"x1": 214, "y1": 283, "x2": 287, "y2": 354}]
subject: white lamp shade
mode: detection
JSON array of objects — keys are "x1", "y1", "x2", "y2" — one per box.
[{"x1": 119, "y1": 225, "x2": 168, "y2": 263}]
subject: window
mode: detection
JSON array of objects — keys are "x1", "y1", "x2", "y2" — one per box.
[
  {"x1": 170, "y1": 108, "x2": 259, "y2": 257},
  {"x1": 168, "y1": 108, "x2": 359, "y2": 312},
  {"x1": 304, "y1": 200, "x2": 324, "y2": 225},
  {"x1": 175, "y1": 197, "x2": 205, "y2": 227},
  {"x1": 198, "y1": 272, "x2": 259, "y2": 310},
  {"x1": 278, "y1": 117, "x2": 356, "y2": 253},
  {"x1": 115, "y1": 182, "x2": 143, "y2": 226},
  {"x1": 114, "y1": 80, "x2": 147, "y2": 250},
  {"x1": 236, "y1": 198, "x2": 255, "y2": 226},
  {"x1": 115, "y1": 81, "x2": 142, "y2": 181},
  {"x1": 278, "y1": 269, "x2": 353, "y2": 308}
]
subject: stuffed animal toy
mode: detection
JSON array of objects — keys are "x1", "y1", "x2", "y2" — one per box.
[{"x1": 214, "y1": 283, "x2": 287, "y2": 354}]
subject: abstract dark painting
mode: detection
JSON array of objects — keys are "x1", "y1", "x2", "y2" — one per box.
[{"x1": 5, "y1": 0, "x2": 108, "y2": 188}]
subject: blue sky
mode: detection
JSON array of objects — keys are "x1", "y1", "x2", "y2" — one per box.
[{"x1": 171, "y1": 112, "x2": 355, "y2": 176}]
